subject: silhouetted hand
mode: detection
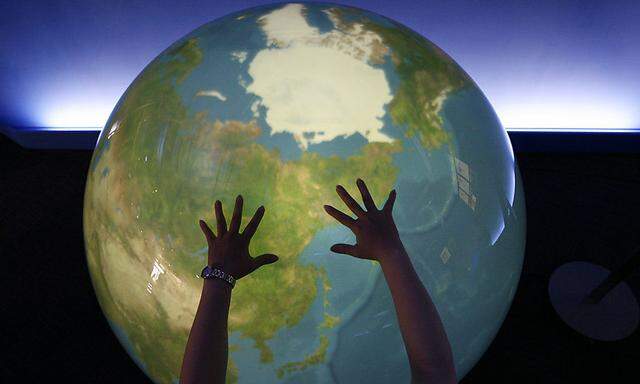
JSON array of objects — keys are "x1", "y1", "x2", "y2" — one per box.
[
  {"x1": 324, "y1": 179, "x2": 403, "y2": 263},
  {"x1": 199, "y1": 195, "x2": 279, "y2": 279},
  {"x1": 325, "y1": 180, "x2": 456, "y2": 383}
]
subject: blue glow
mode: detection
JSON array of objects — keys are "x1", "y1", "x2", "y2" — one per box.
[
  {"x1": 1, "y1": 0, "x2": 639, "y2": 129},
  {"x1": 507, "y1": 128, "x2": 640, "y2": 133},
  {"x1": 24, "y1": 127, "x2": 640, "y2": 133},
  {"x1": 19, "y1": 127, "x2": 103, "y2": 132}
]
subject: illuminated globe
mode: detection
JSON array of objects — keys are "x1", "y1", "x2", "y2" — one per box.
[{"x1": 84, "y1": 2, "x2": 525, "y2": 383}]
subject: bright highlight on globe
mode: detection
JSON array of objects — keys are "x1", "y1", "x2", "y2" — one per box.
[{"x1": 84, "y1": 2, "x2": 526, "y2": 383}]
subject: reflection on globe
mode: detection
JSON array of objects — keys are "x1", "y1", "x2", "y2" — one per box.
[{"x1": 83, "y1": 2, "x2": 526, "y2": 383}]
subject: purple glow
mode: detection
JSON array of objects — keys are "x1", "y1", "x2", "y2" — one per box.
[{"x1": 1, "y1": 0, "x2": 639, "y2": 129}]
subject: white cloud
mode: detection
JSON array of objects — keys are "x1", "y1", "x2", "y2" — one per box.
[
  {"x1": 231, "y1": 51, "x2": 248, "y2": 63},
  {"x1": 238, "y1": 74, "x2": 247, "y2": 88},
  {"x1": 195, "y1": 89, "x2": 227, "y2": 101},
  {"x1": 250, "y1": 100, "x2": 261, "y2": 117}
]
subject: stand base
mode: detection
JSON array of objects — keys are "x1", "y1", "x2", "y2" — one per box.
[{"x1": 548, "y1": 261, "x2": 639, "y2": 341}]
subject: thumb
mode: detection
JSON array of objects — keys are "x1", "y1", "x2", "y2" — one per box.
[
  {"x1": 330, "y1": 243, "x2": 358, "y2": 256},
  {"x1": 252, "y1": 253, "x2": 279, "y2": 270}
]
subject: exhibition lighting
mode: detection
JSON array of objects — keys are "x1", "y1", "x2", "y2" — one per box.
[
  {"x1": 496, "y1": 101, "x2": 637, "y2": 130},
  {"x1": 30, "y1": 98, "x2": 637, "y2": 134},
  {"x1": 507, "y1": 128, "x2": 640, "y2": 133},
  {"x1": 3, "y1": 101, "x2": 639, "y2": 151},
  {"x1": 27, "y1": 127, "x2": 640, "y2": 133}
]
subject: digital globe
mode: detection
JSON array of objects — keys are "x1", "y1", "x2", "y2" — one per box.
[{"x1": 84, "y1": 2, "x2": 526, "y2": 383}]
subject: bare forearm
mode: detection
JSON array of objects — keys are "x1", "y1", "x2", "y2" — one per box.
[
  {"x1": 380, "y1": 248, "x2": 456, "y2": 383},
  {"x1": 323, "y1": 180, "x2": 455, "y2": 381},
  {"x1": 180, "y1": 279, "x2": 232, "y2": 384}
]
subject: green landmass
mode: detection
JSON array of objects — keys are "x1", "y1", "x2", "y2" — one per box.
[
  {"x1": 84, "y1": 6, "x2": 466, "y2": 382},
  {"x1": 331, "y1": 7, "x2": 472, "y2": 149},
  {"x1": 85, "y1": 37, "x2": 206, "y2": 383},
  {"x1": 319, "y1": 313, "x2": 341, "y2": 329},
  {"x1": 276, "y1": 336, "x2": 330, "y2": 379},
  {"x1": 85, "y1": 34, "x2": 402, "y2": 383}
]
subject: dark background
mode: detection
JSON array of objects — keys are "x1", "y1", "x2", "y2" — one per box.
[
  {"x1": 3, "y1": 132, "x2": 640, "y2": 383},
  {"x1": 2, "y1": 1, "x2": 639, "y2": 382}
]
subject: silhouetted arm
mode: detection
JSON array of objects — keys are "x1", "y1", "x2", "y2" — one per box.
[
  {"x1": 379, "y1": 247, "x2": 456, "y2": 384},
  {"x1": 180, "y1": 278, "x2": 231, "y2": 384},
  {"x1": 324, "y1": 179, "x2": 456, "y2": 384},
  {"x1": 180, "y1": 196, "x2": 279, "y2": 384}
]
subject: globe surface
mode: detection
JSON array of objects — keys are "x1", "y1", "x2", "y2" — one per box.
[{"x1": 84, "y1": 2, "x2": 526, "y2": 383}]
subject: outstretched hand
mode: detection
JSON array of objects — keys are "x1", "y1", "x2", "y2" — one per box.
[
  {"x1": 324, "y1": 179, "x2": 403, "y2": 263},
  {"x1": 199, "y1": 195, "x2": 279, "y2": 280}
]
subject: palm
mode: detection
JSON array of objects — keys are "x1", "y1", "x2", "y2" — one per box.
[
  {"x1": 230, "y1": 246, "x2": 258, "y2": 279},
  {"x1": 324, "y1": 179, "x2": 401, "y2": 262},
  {"x1": 199, "y1": 196, "x2": 278, "y2": 280}
]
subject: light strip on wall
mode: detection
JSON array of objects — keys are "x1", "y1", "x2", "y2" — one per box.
[{"x1": 21, "y1": 127, "x2": 640, "y2": 133}]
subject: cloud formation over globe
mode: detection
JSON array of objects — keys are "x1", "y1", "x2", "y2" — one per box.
[{"x1": 84, "y1": 3, "x2": 525, "y2": 383}]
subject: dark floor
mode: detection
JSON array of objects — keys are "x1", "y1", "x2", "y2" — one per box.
[{"x1": 2, "y1": 133, "x2": 640, "y2": 383}]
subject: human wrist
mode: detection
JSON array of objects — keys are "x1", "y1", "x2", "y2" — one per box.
[
  {"x1": 202, "y1": 263, "x2": 234, "y2": 291},
  {"x1": 202, "y1": 264, "x2": 236, "y2": 288},
  {"x1": 208, "y1": 261, "x2": 224, "y2": 269},
  {"x1": 378, "y1": 246, "x2": 411, "y2": 268},
  {"x1": 203, "y1": 277, "x2": 233, "y2": 294}
]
